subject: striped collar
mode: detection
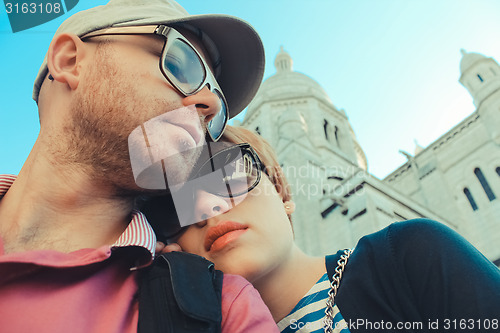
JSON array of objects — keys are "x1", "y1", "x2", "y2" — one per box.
[
  {"x1": 0, "y1": 174, "x2": 157, "y2": 260},
  {"x1": 277, "y1": 272, "x2": 350, "y2": 332}
]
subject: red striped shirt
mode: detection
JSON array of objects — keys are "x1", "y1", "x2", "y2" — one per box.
[
  {"x1": 0, "y1": 174, "x2": 280, "y2": 333},
  {"x1": 0, "y1": 174, "x2": 157, "y2": 259}
]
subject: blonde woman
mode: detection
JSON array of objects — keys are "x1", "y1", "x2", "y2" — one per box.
[{"x1": 145, "y1": 126, "x2": 500, "y2": 333}]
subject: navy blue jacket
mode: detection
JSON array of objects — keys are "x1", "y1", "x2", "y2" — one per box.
[{"x1": 328, "y1": 219, "x2": 500, "y2": 332}]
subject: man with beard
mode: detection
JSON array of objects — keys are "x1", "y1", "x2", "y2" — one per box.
[{"x1": 0, "y1": 0, "x2": 278, "y2": 332}]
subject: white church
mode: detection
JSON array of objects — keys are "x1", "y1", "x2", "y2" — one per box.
[{"x1": 236, "y1": 47, "x2": 500, "y2": 267}]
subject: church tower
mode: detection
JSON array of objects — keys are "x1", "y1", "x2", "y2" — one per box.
[
  {"x1": 237, "y1": 48, "x2": 500, "y2": 264},
  {"x1": 459, "y1": 49, "x2": 500, "y2": 107},
  {"x1": 241, "y1": 48, "x2": 371, "y2": 254},
  {"x1": 459, "y1": 49, "x2": 500, "y2": 146},
  {"x1": 243, "y1": 47, "x2": 367, "y2": 171},
  {"x1": 385, "y1": 50, "x2": 500, "y2": 264},
  {"x1": 241, "y1": 48, "x2": 448, "y2": 255}
]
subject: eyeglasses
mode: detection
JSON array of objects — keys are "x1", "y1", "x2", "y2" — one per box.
[
  {"x1": 188, "y1": 142, "x2": 266, "y2": 197},
  {"x1": 141, "y1": 143, "x2": 267, "y2": 240},
  {"x1": 82, "y1": 25, "x2": 228, "y2": 142}
]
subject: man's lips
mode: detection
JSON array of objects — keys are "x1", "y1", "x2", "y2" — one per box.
[{"x1": 204, "y1": 221, "x2": 248, "y2": 252}]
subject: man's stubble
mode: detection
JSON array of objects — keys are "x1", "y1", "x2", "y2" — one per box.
[{"x1": 49, "y1": 43, "x2": 196, "y2": 195}]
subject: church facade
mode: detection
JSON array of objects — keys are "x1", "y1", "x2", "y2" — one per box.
[{"x1": 237, "y1": 47, "x2": 500, "y2": 266}]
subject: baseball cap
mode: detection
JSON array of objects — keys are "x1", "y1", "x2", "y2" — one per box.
[{"x1": 32, "y1": 0, "x2": 265, "y2": 118}]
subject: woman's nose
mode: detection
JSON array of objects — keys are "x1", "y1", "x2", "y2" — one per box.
[{"x1": 194, "y1": 190, "x2": 231, "y2": 223}]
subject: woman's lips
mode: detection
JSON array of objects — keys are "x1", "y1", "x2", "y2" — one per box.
[{"x1": 204, "y1": 221, "x2": 248, "y2": 252}]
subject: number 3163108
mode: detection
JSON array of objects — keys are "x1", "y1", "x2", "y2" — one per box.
[{"x1": 5, "y1": 2, "x2": 62, "y2": 14}]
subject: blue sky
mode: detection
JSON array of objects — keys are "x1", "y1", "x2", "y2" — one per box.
[{"x1": 1, "y1": 0, "x2": 500, "y2": 178}]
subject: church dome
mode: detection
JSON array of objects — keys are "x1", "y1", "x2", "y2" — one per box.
[
  {"x1": 460, "y1": 49, "x2": 487, "y2": 73},
  {"x1": 244, "y1": 47, "x2": 333, "y2": 121}
]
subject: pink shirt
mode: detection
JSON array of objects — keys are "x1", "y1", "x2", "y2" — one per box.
[{"x1": 0, "y1": 175, "x2": 278, "y2": 333}]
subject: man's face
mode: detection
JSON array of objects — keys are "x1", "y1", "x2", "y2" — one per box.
[{"x1": 58, "y1": 32, "x2": 217, "y2": 193}]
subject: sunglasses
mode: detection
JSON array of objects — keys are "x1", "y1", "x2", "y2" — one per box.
[
  {"x1": 189, "y1": 143, "x2": 265, "y2": 197},
  {"x1": 141, "y1": 143, "x2": 267, "y2": 241},
  {"x1": 82, "y1": 25, "x2": 228, "y2": 142}
]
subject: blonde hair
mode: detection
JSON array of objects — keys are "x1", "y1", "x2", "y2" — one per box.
[{"x1": 222, "y1": 126, "x2": 293, "y2": 209}]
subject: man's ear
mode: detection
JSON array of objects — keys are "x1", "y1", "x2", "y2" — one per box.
[{"x1": 46, "y1": 33, "x2": 87, "y2": 91}]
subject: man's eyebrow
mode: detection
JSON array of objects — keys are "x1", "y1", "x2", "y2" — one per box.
[
  {"x1": 121, "y1": 35, "x2": 164, "y2": 58},
  {"x1": 146, "y1": 46, "x2": 162, "y2": 58},
  {"x1": 139, "y1": 34, "x2": 164, "y2": 55}
]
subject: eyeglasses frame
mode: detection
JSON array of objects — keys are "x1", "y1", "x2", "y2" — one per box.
[
  {"x1": 144, "y1": 142, "x2": 267, "y2": 241},
  {"x1": 192, "y1": 142, "x2": 266, "y2": 199},
  {"x1": 81, "y1": 24, "x2": 229, "y2": 142}
]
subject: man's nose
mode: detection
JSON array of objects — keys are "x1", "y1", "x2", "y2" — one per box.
[
  {"x1": 182, "y1": 86, "x2": 222, "y2": 123},
  {"x1": 195, "y1": 190, "x2": 231, "y2": 223}
]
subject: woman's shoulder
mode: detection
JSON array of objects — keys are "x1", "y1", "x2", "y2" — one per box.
[
  {"x1": 332, "y1": 220, "x2": 500, "y2": 325},
  {"x1": 385, "y1": 218, "x2": 456, "y2": 238},
  {"x1": 358, "y1": 218, "x2": 465, "y2": 256},
  {"x1": 329, "y1": 218, "x2": 474, "y2": 283},
  {"x1": 350, "y1": 218, "x2": 497, "y2": 282}
]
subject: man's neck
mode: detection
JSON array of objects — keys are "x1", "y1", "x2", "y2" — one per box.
[{"x1": 0, "y1": 147, "x2": 136, "y2": 254}]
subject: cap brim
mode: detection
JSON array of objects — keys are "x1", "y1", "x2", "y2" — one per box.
[
  {"x1": 176, "y1": 15, "x2": 265, "y2": 118},
  {"x1": 33, "y1": 13, "x2": 264, "y2": 119}
]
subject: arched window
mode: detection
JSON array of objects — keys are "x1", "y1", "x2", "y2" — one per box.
[
  {"x1": 477, "y1": 74, "x2": 484, "y2": 82},
  {"x1": 496, "y1": 166, "x2": 500, "y2": 177},
  {"x1": 334, "y1": 126, "x2": 340, "y2": 147},
  {"x1": 463, "y1": 188, "x2": 478, "y2": 211},
  {"x1": 255, "y1": 127, "x2": 261, "y2": 135},
  {"x1": 323, "y1": 119, "x2": 329, "y2": 141},
  {"x1": 474, "y1": 168, "x2": 496, "y2": 201}
]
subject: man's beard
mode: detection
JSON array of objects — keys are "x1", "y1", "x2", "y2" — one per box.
[{"x1": 50, "y1": 45, "x2": 203, "y2": 195}]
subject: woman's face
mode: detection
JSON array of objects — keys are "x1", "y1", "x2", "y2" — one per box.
[{"x1": 176, "y1": 173, "x2": 295, "y2": 283}]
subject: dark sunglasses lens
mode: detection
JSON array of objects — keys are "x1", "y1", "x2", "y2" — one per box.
[
  {"x1": 207, "y1": 91, "x2": 228, "y2": 141},
  {"x1": 140, "y1": 194, "x2": 183, "y2": 242},
  {"x1": 164, "y1": 39, "x2": 205, "y2": 93},
  {"x1": 142, "y1": 145, "x2": 262, "y2": 239},
  {"x1": 196, "y1": 147, "x2": 259, "y2": 197}
]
